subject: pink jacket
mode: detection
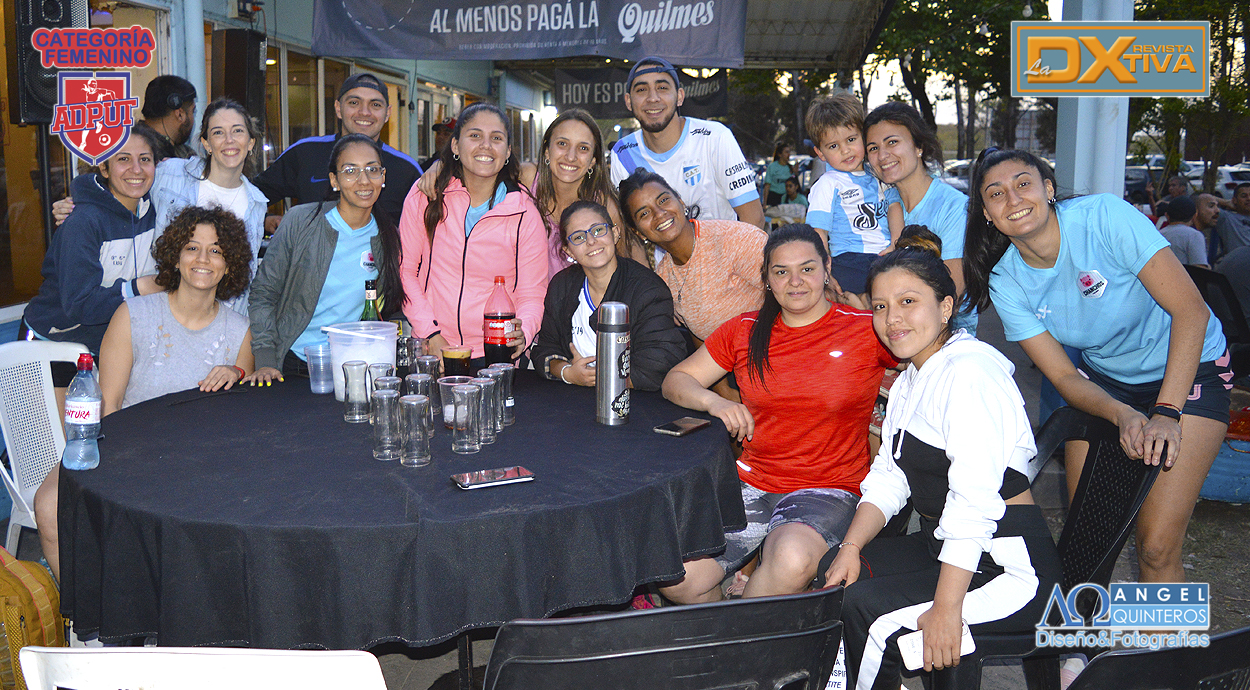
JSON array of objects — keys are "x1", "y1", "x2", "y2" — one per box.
[{"x1": 399, "y1": 178, "x2": 548, "y2": 357}]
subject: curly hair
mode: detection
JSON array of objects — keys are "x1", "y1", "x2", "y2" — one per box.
[{"x1": 152, "y1": 205, "x2": 252, "y2": 301}]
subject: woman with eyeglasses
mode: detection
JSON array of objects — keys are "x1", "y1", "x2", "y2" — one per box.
[
  {"x1": 962, "y1": 148, "x2": 1229, "y2": 585},
  {"x1": 532, "y1": 201, "x2": 685, "y2": 390},
  {"x1": 246, "y1": 133, "x2": 403, "y2": 383}
]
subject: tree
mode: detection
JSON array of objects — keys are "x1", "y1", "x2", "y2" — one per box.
[{"x1": 724, "y1": 70, "x2": 783, "y2": 161}]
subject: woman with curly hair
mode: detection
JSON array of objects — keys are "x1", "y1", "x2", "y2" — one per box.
[
  {"x1": 35, "y1": 204, "x2": 253, "y2": 580},
  {"x1": 98, "y1": 204, "x2": 254, "y2": 412}
]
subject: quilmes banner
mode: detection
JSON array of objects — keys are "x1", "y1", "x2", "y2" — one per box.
[
  {"x1": 1011, "y1": 21, "x2": 1210, "y2": 97},
  {"x1": 554, "y1": 67, "x2": 727, "y2": 118},
  {"x1": 311, "y1": 0, "x2": 746, "y2": 66}
]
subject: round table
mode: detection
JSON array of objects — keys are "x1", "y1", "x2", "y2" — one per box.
[{"x1": 58, "y1": 372, "x2": 744, "y2": 649}]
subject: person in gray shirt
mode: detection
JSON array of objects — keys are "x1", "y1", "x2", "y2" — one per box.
[{"x1": 1158, "y1": 196, "x2": 1208, "y2": 267}]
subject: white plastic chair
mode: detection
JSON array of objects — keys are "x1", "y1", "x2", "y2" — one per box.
[
  {"x1": 19, "y1": 646, "x2": 388, "y2": 690},
  {"x1": 0, "y1": 340, "x2": 88, "y2": 555}
]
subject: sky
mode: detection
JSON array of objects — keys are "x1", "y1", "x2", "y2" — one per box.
[{"x1": 863, "y1": 0, "x2": 1064, "y2": 124}]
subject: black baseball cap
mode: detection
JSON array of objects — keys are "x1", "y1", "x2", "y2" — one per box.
[
  {"x1": 338, "y1": 73, "x2": 389, "y2": 104},
  {"x1": 626, "y1": 57, "x2": 682, "y2": 91},
  {"x1": 1165, "y1": 195, "x2": 1196, "y2": 222}
]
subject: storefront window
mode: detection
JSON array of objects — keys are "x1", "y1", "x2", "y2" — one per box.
[
  {"x1": 324, "y1": 60, "x2": 350, "y2": 135},
  {"x1": 287, "y1": 52, "x2": 316, "y2": 145}
]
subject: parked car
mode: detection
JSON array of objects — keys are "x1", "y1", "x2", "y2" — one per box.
[
  {"x1": 1208, "y1": 166, "x2": 1250, "y2": 199},
  {"x1": 1125, "y1": 166, "x2": 1152, "y2": 202},
  {"x1": 940, "y1": 159, "x2": 971, "y2": 193}
]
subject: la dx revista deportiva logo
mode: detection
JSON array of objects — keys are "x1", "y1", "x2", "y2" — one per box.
[{"x1": 1036, "y1": 582, "x2": 1211, "y2": 650}]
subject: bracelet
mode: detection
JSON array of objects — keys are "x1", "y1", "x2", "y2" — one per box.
[
  {"x1": 232, "y1": 366, "x2": 245, "y2": 381},
  {"x1": 838, "y1": 541, "x2": 860, "y2": 552},
  {"x1": 1150, "y1": 405, "x2": 1182, "y2": 422},
  {"x1": 559, "y1": 362, "x2": 572, "y2": 384},
  {"x1": 1154, "y1": 401, "x2": 1181, "y2": 412}
]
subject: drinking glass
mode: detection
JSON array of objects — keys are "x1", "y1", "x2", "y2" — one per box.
[
  {"x1": 368, "y1": 363, "x2": 395, "y2": 393},
  {"x1": 415, "y1": 355, "x2": 441, "y2": 407},
  {"x1": 374, "y1": 376, "x2": 402, "y2": 393},
  {"x1": 371, "y1": 389, "x2": 401, "y2": 461},
  {"x1": 399, "y1": 394, "x2": 431, "y2": 467},
  {"x1": 486, "y1": 362, "x2": 515, "y2": 425},
  {"x1": 477, "y1": 368, "x2": 505, "y2": 433},
  {"x1": 451, "y1": 384, "x2": 481, "y2": 454},
  {"x1": 405, "y1": 373, "x2": 435, "y2": 426},
  {"x1": 342, "y1": 361, "x2": 370, "y2": 423},
  {"x1": 469, "y1": 377, "x2": 497, "y2": 444},
  {"x1": 437, "y1": 376, "x2": 474, "y2": 429}
]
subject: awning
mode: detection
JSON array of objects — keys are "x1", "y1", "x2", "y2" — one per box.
[{"x1": 496, "y1": 0, "x2": 894, "y2": 71}]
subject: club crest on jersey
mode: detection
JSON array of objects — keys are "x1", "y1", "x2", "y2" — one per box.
[
  {"x1": 1077, "y1": 270, "x2": 1107, "y2": 299},
  {"x1": 50, "y1": 71, "x2": 138, "y2": 166},
  {"x1": 683, "y1": 165, "x2": 702, "y2": 186}
]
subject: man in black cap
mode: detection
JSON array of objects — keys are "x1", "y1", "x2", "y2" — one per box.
[
  {"x1": 140, "y1": 75, "x2": 198, "y2": 161},
  {"x1": 254, "y1": 72, "x2": 422, "y2": 228},
  {"x1": 609, "y1": 57, "x2": 764, "y2": 229},
  {"x1": 421, "y1": 116, "x2": 455, "y2": 172}
]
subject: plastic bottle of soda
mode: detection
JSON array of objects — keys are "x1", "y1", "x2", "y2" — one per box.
[
  {"x1": 483, "y1": 276, "x2": 516, "y2": 367},
  {"x1": 62, "y1": 353, "x2": 102, "y2": 471}
]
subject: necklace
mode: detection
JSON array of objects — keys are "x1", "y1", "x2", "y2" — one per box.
[{"x1": 673, "y1": 220, "x2": 700, "y2": 305}]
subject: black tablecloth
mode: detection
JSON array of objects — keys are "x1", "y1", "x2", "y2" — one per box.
[{"x1": 59, "y1": 372, "x2": 744, "y2": 649}]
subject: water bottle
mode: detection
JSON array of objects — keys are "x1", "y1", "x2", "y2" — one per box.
[
  {"x1": 62, "y1": 353, "x2": 102, "y2": 471},
  {"x1": 595, "y1": 302, "x2": 630, "y2": 426}
]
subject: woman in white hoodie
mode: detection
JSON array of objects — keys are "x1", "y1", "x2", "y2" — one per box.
[{"x1": 820, "y1": 227, "x2": 1061, "y2": 690}]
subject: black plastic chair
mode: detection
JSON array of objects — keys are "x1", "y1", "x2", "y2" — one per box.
[
  {"x1": 1066, "y1": 625, "x2": 1250, "y2": 690},
  {"x1": 481, "y1": 586, "x2": 843, "y2": 690},
  {"x1": 1186, "y1": 264, "x2": 1250, "y2": 378},
  {"x1": 931, "y1": 407, "x2": 1164, "y2": 690}
]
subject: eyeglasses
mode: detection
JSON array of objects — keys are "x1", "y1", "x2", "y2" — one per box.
[
  {"x1": 337, "y1": 165, "x2": 384, "y2": 181},
  {"x1": 566, "y1": 223, "x2": 612, "y2": 246}
]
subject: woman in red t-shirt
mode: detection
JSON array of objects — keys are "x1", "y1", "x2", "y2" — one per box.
[{"x1": 660, "y1": 224, "x2": 896, "y2": 604}]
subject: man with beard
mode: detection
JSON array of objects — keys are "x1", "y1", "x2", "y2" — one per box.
[
  {"x1": 610, "y1": 57, "x2": 765, "y2": 230},
  {"x1": 140, "y1": 75, "x2": 198, "y2": 161},
  {"x1": 254, "y1": 72, "x2": 421, "y2": 228}
]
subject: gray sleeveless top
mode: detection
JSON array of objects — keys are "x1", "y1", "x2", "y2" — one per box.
[{"x1": 122, "y1": 292, "x2": 250, "y2": 409}]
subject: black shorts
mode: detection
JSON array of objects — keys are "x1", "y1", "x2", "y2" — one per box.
[{"x1": 1079, "y1": 351, "x2": 1232, "y2": 424}]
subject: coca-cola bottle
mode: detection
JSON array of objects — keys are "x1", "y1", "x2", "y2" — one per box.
[{"x1": 483, "y1": 276, "x2": 516, "y2": 367}]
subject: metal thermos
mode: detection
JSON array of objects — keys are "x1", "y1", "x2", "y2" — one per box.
[{"x1": 595, "y1": 301, "x2": 630, "y2": 426}]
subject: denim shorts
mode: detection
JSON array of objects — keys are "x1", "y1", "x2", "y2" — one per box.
[
  {"x1": 714, "y1": 482, "x2": 859, "y2": 574},
  {"x1": 1079, "y1": 350, "x2": 1232, "y2": 424}
]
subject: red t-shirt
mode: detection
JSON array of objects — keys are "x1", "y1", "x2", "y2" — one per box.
[{"x1": 705, "y1": 304, "x2": 897, "y2": 494}]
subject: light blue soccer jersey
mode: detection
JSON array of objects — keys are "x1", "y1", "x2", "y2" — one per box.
[
  {"x1": 990, "y1": 194, "x2": 1225, "y2": 384},
  {"x1": 807, "y1": 169, "x2": 901, "y2": 256},
  {"x1": 291, "y1": 208, "x2": 379, "y2": 358},
  {"x1": 902, "y1": 178, "x2": 975, "y2": 334}
]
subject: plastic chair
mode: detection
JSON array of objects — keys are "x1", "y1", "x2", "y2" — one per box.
[
  {"x1": 18, "y1": 646, "x2": 388, "y2": 690},
  {"x1": 0, "y1": 341, "x2": 88, "y2": 555},
  {"x1": 1185, "y1": 264, "x2": 1250, "y2": 378},
  {"x1": 931, "y1": 407, "x2": 1163, "y2": 690},
  {"x1": 481, "y1": 586, "x2": 843, "y2": 690},
  {"x1": 1065, "y1": 625, "x2": 1250, "y2": 690}
]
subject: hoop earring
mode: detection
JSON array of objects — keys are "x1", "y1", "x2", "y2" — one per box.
[
  {"x1": 1048, "y1": 197, "x2": 1056, "y2": 205},
  {"x1": 544, "y1": 157, "x2": 549, "y2": 165},
  {"x1": 824, "y1": 277, "x2": 829, "y2": 285},
  {"x1": 453, "y1": 153, "x2": 459, "y2": 161}
]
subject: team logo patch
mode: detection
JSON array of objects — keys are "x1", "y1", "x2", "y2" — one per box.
[
  {"x1": 682, "y1": 165, "x2": 702, "y2": 186},
  {"x1": 50, "y1": 71, "x2": 138, "y2": 166},
  {"x1": 1077, "y1": 270, "x2": 1107, "y2": 299},
  {"x1": 362, "y1": 250, "x2": 376, "y2": 272}
]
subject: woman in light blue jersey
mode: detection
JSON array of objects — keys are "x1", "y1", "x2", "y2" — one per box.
[{"x1": 962, "y1": 147, "x2": 1230, "y2": 585}]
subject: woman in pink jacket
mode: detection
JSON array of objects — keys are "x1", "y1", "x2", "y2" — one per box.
[{"x1": 399, "y1": 103, "x2": 548, "y2": 361}]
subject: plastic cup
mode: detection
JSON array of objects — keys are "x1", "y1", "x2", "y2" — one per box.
[
  {"x1": 442, "y1": 346, "x2": 473, "y2": 377},
  {"x1": 304, "y1": 343, "x2": 333, "y2": 394},
  {"x1": 438, "y1": 376, "x2": 473, "y2": 429}
]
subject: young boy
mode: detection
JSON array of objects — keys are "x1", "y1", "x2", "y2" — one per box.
[{"x1": 805, "y1": 93, "x2": 904, "y2": 294}]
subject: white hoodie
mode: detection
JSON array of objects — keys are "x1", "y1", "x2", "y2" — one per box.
[{"x1": 858, "y1": 332, "x2": 1036, "y2": 572}]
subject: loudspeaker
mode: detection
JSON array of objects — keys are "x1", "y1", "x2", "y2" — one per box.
[
  {"x1": 211, "y1": 29, "x2": 267, "y2": 131},
  {"x1": 5, "y1": 0, "x2": 90, "y2": 124}
]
